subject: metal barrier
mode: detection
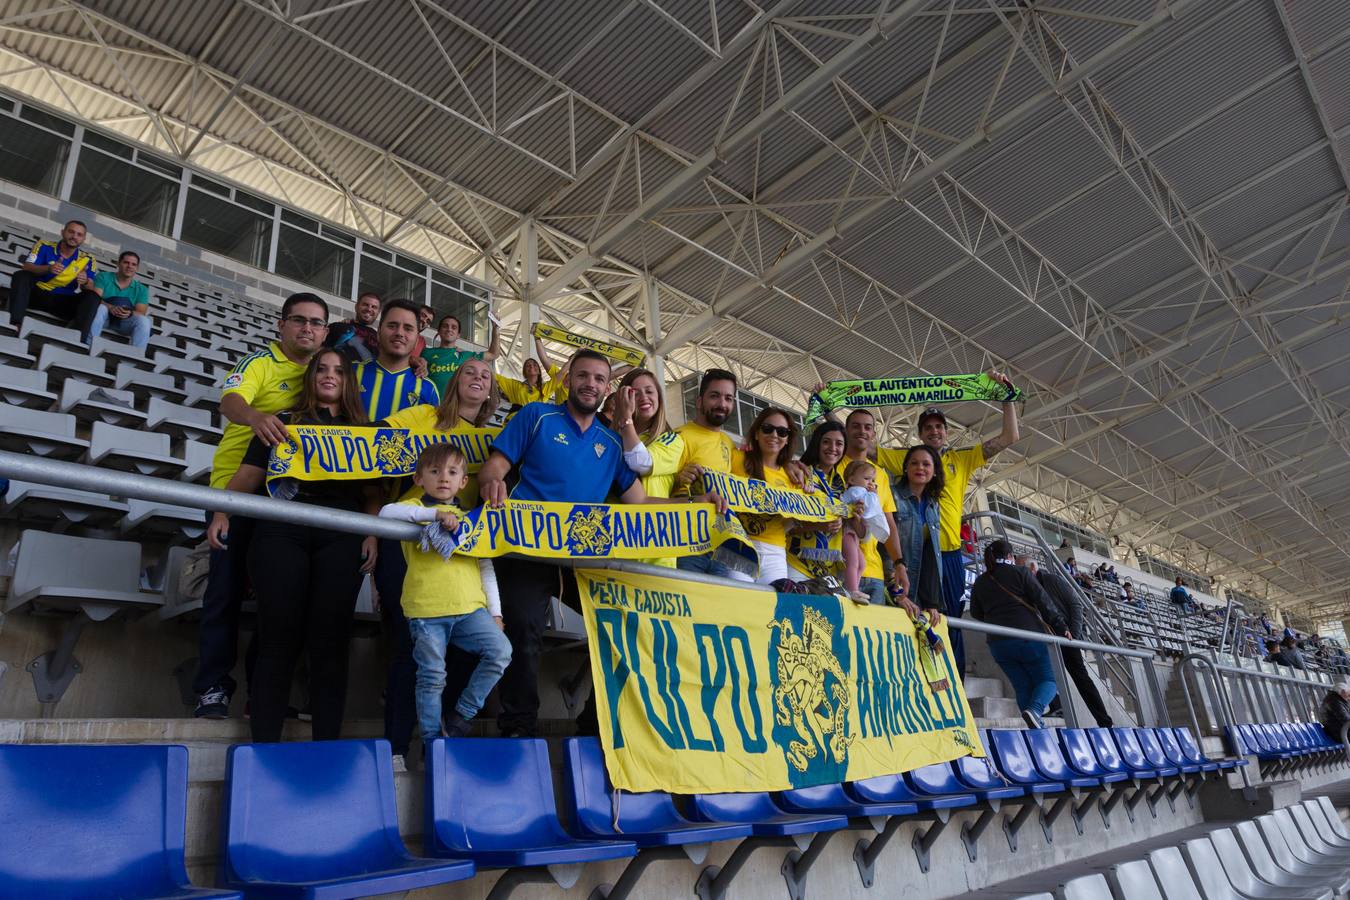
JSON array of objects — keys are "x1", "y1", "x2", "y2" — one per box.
[{"x1": 0, "y1": 450, "x2": 1169, "y2": 727}]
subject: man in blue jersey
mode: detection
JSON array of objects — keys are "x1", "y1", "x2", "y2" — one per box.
[
  {"x1": 8, "y1": 220, "x2": 103, "y2": 342},
  {"x1": 478, "y1": 350, "x2": 725, "y2": 738},
  {"x1": 354, "y1": 298, "x2": 440, "y2": 422}
]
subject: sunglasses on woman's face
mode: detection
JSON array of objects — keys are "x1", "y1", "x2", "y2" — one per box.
[{"x1": 760, "y1": 423, "x2": 791, "y2": 438}]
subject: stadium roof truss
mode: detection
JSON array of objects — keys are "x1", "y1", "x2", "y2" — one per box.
[{"x1": 3, "y1": 0, "x2": 1350, "y2": 619}]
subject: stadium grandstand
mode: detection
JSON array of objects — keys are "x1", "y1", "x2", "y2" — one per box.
[{"x1": 1, "y1": 0, "x2": 1350, "y2": 897}]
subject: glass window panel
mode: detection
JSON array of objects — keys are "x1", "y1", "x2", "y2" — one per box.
[
  {"x1": 281, "y1": 208, "x2": 318, "y2": 230},
  {"x1": 136, "y1": 150, "x2": 181, "y2": 180},
  {"x1": 358, "y1": 254, "x2": 425, "y2": 304},
  {"x1": 0, "y1": 116, "x2": 69, "y2": 195},
  {"x1": 83, "y1": 129, "x2": 133, "y2": 159},
  {"x1": 395, "y1": 253, "x2": 424, "y2": 274},
  {"x1": 181, "y1": 188, "x2": 271, "y2": 268},
  {"x1": 70, "y1": 147, "x2": 179, "y2": 235},
  {"x1": 428, "y1": 280, "x2": 483, "y2": 344},
  {"x1": 233, "y1": 188, "x2": 274, "y2": 215},
  {"x1": 18, "y1": 105, "x2": 75, "y2": 136},
  {"x1": 275, "y1": 223, "x2": 355, "y2": 295},
  {"x1": 190, "y1": 172, "x2": 230, "y2": 196},
  {"x1": 320, "y1": 224, "x2": 354, "y2": 246}
]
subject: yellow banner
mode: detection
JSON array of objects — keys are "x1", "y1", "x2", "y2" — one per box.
[
  {"x1": 266, "y1": 424, "x2": 499, "y2": 493},
  {"x1": 699, "y1": 469, "x2": 851, "y2": 522},
  {"x1": 452, "y1": 499, "x2": 752, "y2": 562},
  {"x1": 532, "y1": 322, "x2": 646, "y2": 368},
  {"x1": 579, "y1": 567, "x2": 981, "y2": 794}
]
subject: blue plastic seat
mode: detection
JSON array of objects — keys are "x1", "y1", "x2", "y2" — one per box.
[
  {"x1": 847, "y1": 771, "x2": 980, "y2": 811},
  {"x1": 1059, "y1": 729, "x2": 1129, "y2": 784},
  {"x1": 1135, "y1": 728, "x2": 1189, "y2": 775},
  {"x1": 562, "y1": 738, "x2": 751, "y2": 847},
  {"x1": 1150, "y1": 728, "x2": 1199, "y2": 773},
  {"x1": 984, "y1": 729, "x2": 1065, "y2": 794},
  {"x1": 1086, "y1": 727, "x2": 1149, "y2": 778},
  {"x1": 776, "y1": 781, "x2": 920, "y2": 818},
  {"x1": 1023, "y1": 729, "x2": 1103, "y2": 789},
  {"x1": 425, "y1": 738, "x2": 636, "y2": 866},
  {"x1": 1164, "y1": 727, "x2": 1219, "y2": 772},
  {"x1": 909, "y1": 758, "x2": 1022, "y2": 803},
  {"x1": 220, "y1": 740, "x2": 473, "y2": 898},
  {"x1": 690, "y1": 791, "x2": 849, "y2": 837},
  {"x1": 0, "y1": 744, "x2": 238, "y2": 900},
  {"x1": 1109, "y1": 727, "x2": 1170, "y2": 777},
  {"x1": 1173, "y1": 726, "x2": 1243, "y2": 770}
]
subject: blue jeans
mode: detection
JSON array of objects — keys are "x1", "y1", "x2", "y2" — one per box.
[
  {"x1": 409, "y1": 608, "x2": 511, "y2": 743},
  {"x1": 941, "y1": 550, "x2": 969, "y2": 675},
  {"x1": 859, "y1": 577, "x2": 888, "y2": 606},
  {"x1": 987, "y1": 637, "x2": 1057, "y2": 715},
  {"x1": 90, "y1": 306, "x2": 152, "y2": 348},
  {"x1": 678, "y1": 553, "x2": 736, "y2": 578}
]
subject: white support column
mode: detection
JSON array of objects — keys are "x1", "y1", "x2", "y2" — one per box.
[{"x1": 643, "y1": 274, "x2": 665, "y2": 386}]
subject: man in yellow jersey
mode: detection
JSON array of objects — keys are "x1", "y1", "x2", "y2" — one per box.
[
  {"x1": 193, "y1": 292, "x2": 329, "y2": 719},
  {"x1": 876, "y1": 370, "x2": 1019, "y2": 675},
  {"x1": 8, "y1": 219, "x2": 103, "y2": 342},
  {"x1": 673, "y1": 369, "x2": 744, "y2": 577}
]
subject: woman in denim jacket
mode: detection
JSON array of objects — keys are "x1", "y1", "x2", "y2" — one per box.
[{"x1": 890, "y1": 444, "x2": 946, "y2": 615}]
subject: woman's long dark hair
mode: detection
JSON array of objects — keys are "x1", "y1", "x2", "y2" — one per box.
[
  {"x1": 983, "y1": 538, "x2": 1012, "y2": 572},
  {"x1": 800, "y1": 421, "x2": 846, "y2": 468},
  {"x1": 290, "y1": 349, "x2": 366, "y2": 425},
  {"x1": 742, "y1": 406, "x2": 799, "y2": 480},
  {"x1": 899, "y1": 444, "x2": 945, "y2": 503}
]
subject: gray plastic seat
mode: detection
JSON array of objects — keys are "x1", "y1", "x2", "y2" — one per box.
[
  {"x1": 0, "y1": 333, "x2": 35, "y2": 366},
  {"x1": 119, "y1": 498, "x2": 205, "y2": 539},
  {"x1": 86, "y1": 421, "x2": 187, "y2": 478},
  {"x1": 1058, "y1": 873, "x2": 1112, "y2": 900},
  {"x1": 1107, "y1": 859, "x2": 1165, "y2": 899},
  {"x1": 115, "y1": 362, "x2": 187, "y2": 403},
  {"x1": 145, "y1": 334, "x2": 187, "y2": 360},
  {"x1": 0, "y1": 405, "x2": 88, "y2": 458},
  {"x1": 1316, "y1": 798, "x2": 1350, "y2": 841},
  {"x1": 146, "y1": 397, "x2": 221, "y2": 442},
  {"x1": 1272, "y1": 808, "x2": 1350, "y2": 866},
  {"x1": 187, "y1": 345, "x2": 233, "y2": 369},
  {"x1": 153, "y1": 355, "x2": 218, "y2": 388},
  {"x1": 181, "y1": 439, "x2": 216, "y2": 484},
  {"x1": 1207, "y1": 826, "x2": 1332, "y2": 900},
  {"x1": 58, "y1": 380, "x2": 146, "y2": 428},
  {"x1": 1013, "y1": 894, "x2": 1055, "y2": 900},
  {"x1": 38, "y1": 344, "x2": 113, "y2": 388},
  {"x1": 0, "y1": 479, "x2": 128, "y2": 526},
  {"x1": 1252, "y1": 816, "x2": 1350, "y2": 894},
  {"x1": 1146, "y1": 846, "x2": 1206, "y2": 900},
  {"x1": 1180, "y1": 836, "x2": 1268, "y2": 900},
  {"x1": 18, "y1": 316, "x2": 85, "y2": 352},
  {"x1": 182, "y1": 380, "x2": 221, "y2": 411},
  {"x1": 0, "y1": 364, "x2": 55, "y2": 408},
  {"x1": 90, "y1": 334, "x2": 153, "y2": 371},
  {"x1": 1307, "y1": 799, "x2": 1350, "y2": 848},
  {"x1": 6, "y1": 529, "x2": 161, "y2": 619},
  {"x1": 1281, "y1": 807, "x2": 1350, "y2": 862}
]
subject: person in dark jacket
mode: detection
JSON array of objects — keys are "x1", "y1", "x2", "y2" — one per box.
[
  {"x1": 1321, "y1": 684, "x2": 1350, "y2": 745},
  {"x1": 971, "y1": 539, "x2": 1068, "y2": 729},
  {"x1": 1020, "y1": 556, "x2": 1113, "y2": 728}
]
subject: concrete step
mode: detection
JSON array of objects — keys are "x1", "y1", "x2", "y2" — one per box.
[
  {"x1": 961, "y1": 675, "x2": 1006, "y2": 699},
  {"x1": 976, "y1": 715, "x2": 1067, "y2": 731},
  {"x1": 968, "y1": 695, "x2": 1021, "y2": 720}
]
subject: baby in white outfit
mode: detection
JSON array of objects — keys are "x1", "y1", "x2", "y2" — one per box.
[{"x1": 840, "y1": 460, "x2": 890, "y2": 604}]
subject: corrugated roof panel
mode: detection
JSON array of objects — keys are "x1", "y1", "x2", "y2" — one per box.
[
  {"x1": 1012, "y1": 176, "x2": 1166, "y2": 278},
  {"x1": 1309, "y1": 39, "x2": 1350, "y2": 131}
]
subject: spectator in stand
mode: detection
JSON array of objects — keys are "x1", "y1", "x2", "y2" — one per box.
[
  {"x1": 891, "y1": 445, "x2": 946, "y2": 620},
  {"x1": 732, "y1": 407, "x2": 802, "y2": 587},
  {"x1": 1276, "y1": 636, "x2": 1307, "y2": 669},
  {"x1": 787, "y1": 422, "x2": 848, "y2": 584},
  {"x1": 1321, "y1": 683, "x2": 1350, "y2": 744},
  {"x1": 411, "y1": 304, "x2": 435, "y2": 359},
  {"x1": 206, "y1": 348, "x2": 378, "y2": 742},
  {"x1": 838, "y1": 460, "x2": 890, "y2": 604},
  {"x1": 875, "y1": 377, "x2": 1020, "y2": 675},
  {"x1": 610, "y1": 368, "x2": 683, "y2": 568},
  {"x1": 970, "y1": 539, "x2": 1068, "y2": 730},
  {"x1": 88, "y1": 250, "x2": 151, "y2": 348},
  {"x1": 1170, "y1": 577, "x2": 1197, "y2": 614},
  {"x1": 1021, "y1": 556, "x2": 1113, "y2": 727},
  {"x1": 1107, "y1": 566, "x2": 1120, "y2": 584},
  {"x1": 674, "y1": 369, "x2": 745, "y2": 578},
  {"x1": 841, "y1": 409, "x2": 910, "y2": 608},
  {"x1": 354, "y1": 298, "x2": 440, "y2": 422},
  {"x1": 371, "y1": 358, "x2": 498, "y2": 766},
  {"x1": 421, "y1": 314, "x2": 500, "y2": 397},
  {"x1": 495, "y1": 335, "x2": 568, "y2": 408},
  {"x1": 477, "y1": 349, "x2": 724, "y2": 737},
  {"x1": 194, "y1": 292, "x2": 330, "y2": 718},
  {"x1": 7, "y1": 219, "x2": 101, "y2": 342},
  {"x1": 378, "y1": 444, "x2": 511, "y2": 743},
  {"x1": 324, "y1": 291, "x2": 381, "y2": 363}
]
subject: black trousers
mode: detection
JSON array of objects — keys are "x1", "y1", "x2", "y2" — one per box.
[
  {"x1": 1062, "y1": 645, "x2": 1113, "y2": 728},
  {"x1": 7, "y1": 271, "x2": 101, "y2": 341},
  {"x1": 193, "y1": 512, "x2": 255, "y2": 698},
  {"x1": 374, "y1": 538, "x2": 416, "y2": 755},
  {"x1": 246, "y1": 521, "x2": 364, "y2": 743},
  {"x1": 495, "y1": 558, "x2": 571, "y2": 736}
]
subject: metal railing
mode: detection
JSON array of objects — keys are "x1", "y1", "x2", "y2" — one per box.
[{"x1": 0, "y1": 450, "x2": 1175, "y2": 730}]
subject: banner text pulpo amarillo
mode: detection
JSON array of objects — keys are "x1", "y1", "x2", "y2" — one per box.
[{"x1": 578, "y1": 567, "x2": 982, "y2": 794}]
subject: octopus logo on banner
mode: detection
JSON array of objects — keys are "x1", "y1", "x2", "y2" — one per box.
[
  {"x1": 372, "y1": 429, "x2": 419, "y2": 475},
  {"x1": 768, "y1": 593, "x2": 854, "y2": 788},
  {"x1": 566, "y1": 505, "x2": 615, "y2": 556}
]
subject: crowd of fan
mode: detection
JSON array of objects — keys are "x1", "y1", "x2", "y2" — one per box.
[{"x1": 1, "y1": 219, "x2": 1331, "y2": 762}]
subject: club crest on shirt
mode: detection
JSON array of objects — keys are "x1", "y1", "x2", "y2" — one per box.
[
  {"x1": 222, "y1": 373, "x2": 244, "y2": 390},
  {"x1": 406, "y1": 391, "x2": 421, "y2": 406},
  {"x1": 593, "y1": 442, "x2": 605, "y2": 458}
]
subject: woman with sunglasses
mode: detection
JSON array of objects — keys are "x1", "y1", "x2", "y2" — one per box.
[
  {"x1": 206, "y1": 349, "x2": 381, "y2": 743},
  {"x1": 733, "y1": 407, "x2": 801, "y2": 586}
]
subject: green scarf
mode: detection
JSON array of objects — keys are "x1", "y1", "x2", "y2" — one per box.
[{"x1": 807, "y1": 373, "x2": 1023, "y2": 420}]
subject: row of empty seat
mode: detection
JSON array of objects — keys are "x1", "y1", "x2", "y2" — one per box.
[
  {"x1": 0, "y1": 724, "x2": 1253, "y2": 898},
  {"x1": 1226, "y1": 721, "x2": 1350, "y2": 779},
  {"x1": 1022, "y1": 798, "x2": 1350, "y2": 899}
]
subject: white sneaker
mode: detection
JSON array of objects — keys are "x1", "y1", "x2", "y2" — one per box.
[{"x1": 391, "y1": 754, "x2": 408, "y2": 774}]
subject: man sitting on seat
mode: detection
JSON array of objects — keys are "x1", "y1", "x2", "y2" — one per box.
[
  {"x1": 7, "y1": 219, "x2": 102, "y2": 342},
  {"x1": 1321, "y1": 683, "x2": 1350, "y2": 745},
  {"x1": 324, "y1": 291, "x2": 381, "y2": 364},
  {"x1": 89, "y1": 250, "x2": 152, "y2": 348}
]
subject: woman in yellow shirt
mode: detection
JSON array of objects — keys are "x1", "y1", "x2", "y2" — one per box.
[
  {"x1": 495, "y1": 336, "x2": 567, "y2": 407},
  {"x1": 610, "y1": 368, "x2": 685, "y2": 568},
  {"x1": 733, "y1": 406, "x2": 800, "y2": 586}
]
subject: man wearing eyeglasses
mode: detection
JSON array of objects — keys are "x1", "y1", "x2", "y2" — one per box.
[{"x1": 192, "y1": 292, "x2": 329, "y2": 719}]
